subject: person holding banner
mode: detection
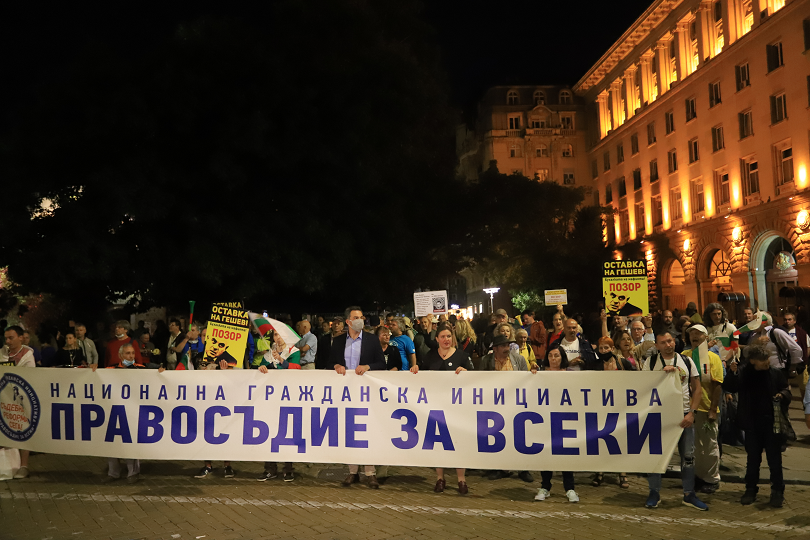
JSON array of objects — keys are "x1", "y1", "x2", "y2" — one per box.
[
  {"x1": 549, "y1": 318, "x2": 598, "y2": 371},
  {"x1": 412, "y1": 323, "x2": 473, "y2": 494},
  {"x1": 330, "y1": 306, "x2": 387, "y2": 489},
  {"x1": 535, "y1": 344, "x2": 578, "y2": 502},
  {"x1": 375, "y1": 326, "x2": 402, "y2": 371},
  {"x1": 256, "y1": 362, "x2": 296, "y2": 481},
  {"x1": 643, "y1": 331, "x2": 708, "y2": 511},
  {"x1": 104, "y1": 321, "x2": 143, "y2": 367},
  {"x1": 2, "y1": 325, "x2": 36, "y2": 479}
]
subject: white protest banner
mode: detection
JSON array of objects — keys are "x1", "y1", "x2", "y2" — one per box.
[
  {"x1": 544, "y1": 289, "x2": 568, "y2": 306},
  {"x1": 413, "y1": 290, "x2": 448, "y2": 317},
  {"x1": 0, "y1": 368, "x2": 682, "y2": 473}
]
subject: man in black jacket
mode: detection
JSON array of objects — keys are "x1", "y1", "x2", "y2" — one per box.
[
  {"x1": 315, "y1": 317, "x2": 344, "y2": 370},
  {"x1": 329, "y1": 306, "x2": 386, "y2": 488}
]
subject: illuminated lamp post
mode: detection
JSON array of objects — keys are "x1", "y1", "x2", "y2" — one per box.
[{"x1": 483, "y1": 287, "x2": 500, "y2": 314}]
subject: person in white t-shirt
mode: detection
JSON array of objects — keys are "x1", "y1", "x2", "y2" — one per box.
[
  {"x1": 704, "y1": 303, "x2": 738, "y2": 363},
  {"x1": 1, "y1": 325, "x2": 36, "y2": 479},
  {"x1": 642, "y1": 331, "x2": 707, "y2": 511},
  {"x1": 552, "y1": 318, "x2": 597, "y2": 371}
]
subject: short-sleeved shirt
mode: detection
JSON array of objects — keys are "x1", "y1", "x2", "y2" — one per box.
[
  {"x1": 682, "y1": 348, "x2": 724, "y2": 412},
  {"x1": 0, "y1": 345, "x2": 36, "y2": 368},
  {"x1": 644, "y1": 352, "x2": 698, "y2": 413},
  {"x1": 295, "y1": 332, "x2": 318, "y2": 366},
  {"x1": 707, "y1": 322, "x2": 738, "y2": 362},
  {"x1": 391, "y1": 335, "x2": 416, "y2": 371}
]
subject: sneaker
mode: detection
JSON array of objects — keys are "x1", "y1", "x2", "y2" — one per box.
[
  {"x1": 770, "y1": 491, "x2": 784, "y2": 508},
  {"x1": 194, "y1": 466, "x2": 213, "y2": 479},
  {"x1": 534, "y1": 488, "x2": 550, "y2": 501},
  {"x1": 700, "y1": 482, "x2": 719, "y2": 494},
  {"x1": 13, "y1": 466, "x2": 28, "y2": 479},
  {"x1": 257, "y1": 470, "x2": 278, "y2": 481},
  {"x1": 283, "y1": 472, "x2": 294, "y2": 482},
  {"x1": 127, "y1": 474, "x2": 140, "y2": 484},
  {"x1": 223, "y1": 466, "x2": 235, "y2": 478},
  {"x1": 518, "y1": 471, "x2": 534, "y2": 483},
  {"x1": 740, "y1": 490, "x2": 757, "y2": 505},
  {"x1": 645, "y1": 491, "x2": 660, "y2": 508},
  {"x1": 682, "y1": 492, "x2": 709, "y2": 511},
  {"x1": 101, "y1": 475, "x2": 119, "y2": 484},
  {"x1": 565, "y1": 490, "x2": 579, "y2": 503}
]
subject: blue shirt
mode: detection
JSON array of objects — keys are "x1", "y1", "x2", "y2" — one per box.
[
  {"x1": 295, "y1": 332, "x2": 318, "y2": 365},
  {"x1": 345, "y1": 331, "x2": 363, "y2": 370},
  {"x1": 391, "y1": 335, "x2": 416, "y2": 371}
]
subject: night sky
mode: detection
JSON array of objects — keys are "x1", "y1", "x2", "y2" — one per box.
[{"x1": 2, "y1": 0, "x2": 654, "y2": 126}]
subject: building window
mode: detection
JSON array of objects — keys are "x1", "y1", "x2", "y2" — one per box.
[
  {"x1": 591, "y1": 159, "x2": 599, "y2": 179},
  {"x1": 604, "y1": 151, "x2": 611, "y2": 171},
  {"x1": 531, "y1": 118, "x2": 546, "y2": 128},
  {"x1": 635, "y1": 167, "x2": 644, "y2": 190},
  {"x1": 508, "y1": 115, "x2": 521, "y2": 129},
  {"x1": 715, "y1": 169, "x2": 730, "y2": 206},
  {"x1": 671, "y1": 187, "x2": 683, "y2": 220},
  {"x1": 647, "y1": 122, "x2": 656, "y2": 145},
  {"x1": 739, "y1": 110, "x2": 753, "y2": 139},
  {"x1": 742, "y1": 0, "x2": 754, "y2": 35},
  {"x1": 709, "y1": 81, "x2": 722, "y2": 107},
  {"x1": 691, "y1": 178, "x2": 705, "y2": 215},
  {"x1": 735, "y1": 63, "x2": 750, "y2": 91},
  {"x1": 741, "y1": 157, "x2": 760, "y2": 197},
  {"x1": 507, "y1": 90, "x2": 519, "y2": 105},
  {"x1": 665, "y1": 110, "x2": 675, "y2": 134},
  {"x1": 619, "y1": 209, "x2": 630, "y2": 239},
  {"x1": 652, "y1": 195, "x2": 663, "y2": 226},
  {"x1": 770, "y1": 92, "x2": 787, "y2": 124},
  {"x1": 563, "y1": 171, "x2": 575, "y2": 185},
  {"x1": 535, "y1": 169, "x2": 549, "y2": 181},
  {"x1": 562, "y1": 143, "x2": 574, "y2": 157},
  {"x1": 711, "y1": 125, "x2": 725, "y2": 152},
  {"x1": 688, "y1": 138, "x2": 700, "y2": 163},
  {"x1": 618, "y1": 177, "x2": 627, "y2": 198},
  {"x1": 775, "y1": 144, "x2": 794, "y2": 185},
  {"x1": 668, "y1": 149, "x2": 678, "y2": 173},
  {"x1": 536, "y1": 144, "x2": 548, "y2": 158},
  {"x1": 804, "y1": 18, "x2": 810, "y2": 51},
  {"x1": 534, "y1": 90, "x2": 545, "y2": 105},
  {"x1": 510, "y1": 145, "x2": 522, "y2": 158},
  {"x1": 617, "y1": 143, "x2": 624, "y2": 164},
  {"x1": 631, "y1": 133, "x2": 639, "y2": 154},
  {"x1": 808, "y1": 76, "x2": 810, "y2": 107},
  {"x1": 636, "y1": 202, "x2": 646, "y2": 234},
  {"x1": 559, "y1": 90, "x2": 572, "y2": 104},
  {"x1": 713, "y1": 1, "x2": 724, "y2": 55},
  {"x1": 560, "y1": 113, "x2": 574, "y2": 129},
  {"x1": 669, "y1": 40, "x2": 679, "y2": 83},
  {"x1": 605, "y1": 184, "x2": 613, "y2": 203},
  {"x1": 772, "y1": 0, "x2": 786, "y2": 14},
  {"x1": 685, "y1": 97, "x2": 697, "y2": 122},
  {"x1": 767, "y1": 42, "x2": 784, "y2": 72}
]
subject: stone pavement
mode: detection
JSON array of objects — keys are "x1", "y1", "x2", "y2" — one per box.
[{"x1": 3, "y1": 394, "x2": 810, "y2": 540}]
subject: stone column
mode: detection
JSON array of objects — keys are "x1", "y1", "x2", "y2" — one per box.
[
  {"x1": 623, "y1": 66, "x2": 638, "y2": 119},
  {"x1": 696, "y1": 1, "x2": 713, "y2": 64},
  {"x1": 655, "y1": 40, "x2": 671, "y2": 95},
  {"x1": 639, "y1": 52, "x2": 654, "y2": 105},
  {"x1": 610, "y1": 79, "x2": 624, "y2": 129},
  {"x1": 675, "y1": 21, "x2": 692, "y2": 78},
  {"x1": 597, "y1": 91, "x2": 610, "y2": 139}
]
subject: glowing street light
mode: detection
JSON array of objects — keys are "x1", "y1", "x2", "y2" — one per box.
[{"x1": 483, "y1": 287, "x2": 500, "y2": 314}]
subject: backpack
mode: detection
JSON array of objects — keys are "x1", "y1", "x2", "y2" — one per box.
[
  {"x1": 647, "y1": 351, "x2": 698, "y2": 397},
  {"x1": 768, "y1": 326, "x2": 791, "y2": 371}
]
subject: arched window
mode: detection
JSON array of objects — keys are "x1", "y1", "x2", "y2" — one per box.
[
  {"x1": 559, "y1": 90, "x2": 572, "y2": 104},
  {"x1": 533, "y1": 90, "x2": 545, "y2": 105},
  {"x1": 507, "y1": 90, "x2": 519, "y2": 105},
  {"x1": 536, "y1": 144, "x2": 548, "y2": 158}
]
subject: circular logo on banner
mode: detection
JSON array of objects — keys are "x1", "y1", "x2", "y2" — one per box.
[{"x1": 0, "y1": 373, "x2": 41, "y2": 442}]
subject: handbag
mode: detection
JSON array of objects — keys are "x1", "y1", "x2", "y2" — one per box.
[
  {"x1": 0, "y1": 448, "x2": 21, "y2": 480},
  {"x1": 773, "y1": 398, "x2": 797, "y2": 442}
]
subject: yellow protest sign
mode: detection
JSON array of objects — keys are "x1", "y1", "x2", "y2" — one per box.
[
  {"x1": 203, "y1": 302, "x2": 250, "y2": 369},
  {"x1": 602, "y1": 260, "x2": 648, "y2": 317}
]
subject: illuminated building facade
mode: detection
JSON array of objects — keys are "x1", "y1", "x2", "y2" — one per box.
[{"x1": 576, "y1": 0, "x2": 810, "y2": 318}]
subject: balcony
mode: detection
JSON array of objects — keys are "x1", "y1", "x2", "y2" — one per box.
[
  {"x1": 505, "y1": 129, "x2": 524, "y2": 138},
  {"x1": 777, "y1": 182, "x2": 795, "y2": 197},
  {"x1": 744, "y1": 193, "x2": 761, "y2": 205}
]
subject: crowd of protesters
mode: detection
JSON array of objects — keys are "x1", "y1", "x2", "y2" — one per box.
[{"x1": 2, "y1": 300, "x2": 810, "y2": 511}]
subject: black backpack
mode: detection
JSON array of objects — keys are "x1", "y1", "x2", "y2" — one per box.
[{"x1": 648, "y1": 351, "x2": 698, "y2": 398}]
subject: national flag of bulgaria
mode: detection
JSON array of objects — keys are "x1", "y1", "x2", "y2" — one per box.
[
  {"x1": 176, "y1": 352, "x2": 194, "y2": 371},
  {"x1": 248, "y1": 313, "x2": 301, "y2": 356},
  {"x1": 733, "y1": 313, "x2": 769, "y2": 337},
  {"x1": 715, "y1": 335, "x2": 739, "y2": 352}
]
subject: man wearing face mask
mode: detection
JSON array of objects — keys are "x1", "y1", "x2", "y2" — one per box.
[
  {"x1": 329, "y1": 306, "x2": 387, "y2": 489},
  {"x1": 104, "y1": 321, "x2": 143, "y2": 367}
]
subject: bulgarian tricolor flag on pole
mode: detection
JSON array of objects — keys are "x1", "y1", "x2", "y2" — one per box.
[
  {"x1": 733, "y1": 312, "x2": 769, "y2": 337},
  {"x1": 248, "y1": 313, "x2": 301, "y2": 358},
  {"x1": 176, "y1": 352, "x2": 195, "y2": 371}
]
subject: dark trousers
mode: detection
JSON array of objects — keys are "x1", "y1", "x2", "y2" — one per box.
[
  {"x1": 264, "y1": 462, "x2": 293, "y2": 473},
  {"x1": 541, "y1": 471, "x2": 574, "y2": 492},
  {"x1": 744, "y1": 421, "x2": 783, "y2": 492}
]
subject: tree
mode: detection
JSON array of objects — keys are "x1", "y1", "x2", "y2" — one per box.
[{"x1": 0, "y1": 1, "x2": 461, "y2": 316}]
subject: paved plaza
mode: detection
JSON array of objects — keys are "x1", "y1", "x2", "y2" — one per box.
[{"x1": 5, "y1": 397, "x2": 810, "y2": 540}]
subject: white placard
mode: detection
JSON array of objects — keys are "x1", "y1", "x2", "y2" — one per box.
[
  {"x1": 544, "y1": 289, "x2": 568, "y2": 306},
  {"x1": 413, "y1": 290, "x2": 448, "y2": 317}
]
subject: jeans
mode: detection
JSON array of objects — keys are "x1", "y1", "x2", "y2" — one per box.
[
  {"x1": 540, "y1": 471, "x2": 574, "y2": 492},
  {"x1": 744, "y1": 420, "x2": 784, "y2": 492},
  {"x1": 648, "y1": 423, "x2": 695, "y2": 494}
]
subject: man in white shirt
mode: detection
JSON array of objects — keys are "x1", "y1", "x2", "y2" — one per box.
[
  {"x1": 1, "y1": 325, "x2": 36, "y2": 479},
  {"x1": 75, "y1": 323, "x2": 99, "y2": 365},
  {"x1": 551, "y1": 318, "x2": 597, "y2": 371},
  {"x1": 704, "y1": 303, "x2": 738, "y2": 364},
  {"x1": 643, "y1": 331, "x2": 707, "y2": 511},
  {"x1": 295, "y1": 320, "x2": 318, "y2": 370}
]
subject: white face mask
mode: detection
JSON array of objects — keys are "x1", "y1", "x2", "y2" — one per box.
[
  {"x1": 116, "y1": 333, "x2": 127, "y2": 339},
  {"x1": 349, "y1": 319, "x2": 364, "y2": 333}
]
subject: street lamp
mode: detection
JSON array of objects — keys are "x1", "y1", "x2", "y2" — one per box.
[{"x1": 483, "y1": 287, "x2": 500, "y2": 314}]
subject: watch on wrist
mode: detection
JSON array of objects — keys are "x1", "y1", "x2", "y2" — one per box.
[{"x1": 692, "y1": 409, "x2": 699, "y2": 416}]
